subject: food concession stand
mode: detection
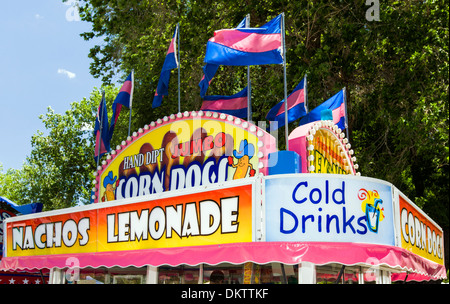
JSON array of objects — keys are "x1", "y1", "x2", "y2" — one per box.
[{"x1": 0, "y1": 111, "x2": 446, "y2": 284}]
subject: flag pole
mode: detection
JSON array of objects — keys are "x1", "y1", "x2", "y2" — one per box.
[
  {"x1": 97, "y1": 90, "x2": 105, "y2": 168},
  {"x1": 343, "y1": 86, "x2": 349, "y2": 140},
  {"x1": 245, "y1": 14, "x2": 252, "y2": 123},
  {"x1": 281, "y1": 12, "x2": 289, "y2": 150},
  {"x1": 177, "y1": 23, "x2": 181, "y2": 113},
  {"x1": 128, "y1": 69, "x2": 134, "y2": 137},
  {"x1": 304, "y1": 74, "x2": 308, "y2": 113}
]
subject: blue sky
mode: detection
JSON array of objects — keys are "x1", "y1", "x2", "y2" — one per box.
[{"x1": 0, "y1": 1, "x2": 104, "y2": 170}]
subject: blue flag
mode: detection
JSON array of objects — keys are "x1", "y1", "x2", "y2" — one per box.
[
  {"x1": 94, "y1": 93, "x2": 110, "y2": 163},
  {"x1": 199, "y1": 63, "x2": 219, "y2": 98},
  {"x1": 201, "y1": 87, "x2": 248, "y2": 119},
  {"x1": 204, "y1": 14, "x2": 283, "y2": 66},
  {"x1": 199, "y1": 17, "x2": 247, "y2": 98},
  {"x1": 266, "y1": 76, "x2": 307, "y2": 130},
  {"x1": 153, "y1": 25, "x2": 179, "y2": 108},
  {"x1": 298, "y1": 89, "x2": 347, "y2": 129},
  {"x1": 109, "y1": 72, "x2": 133, "y2": 141}
]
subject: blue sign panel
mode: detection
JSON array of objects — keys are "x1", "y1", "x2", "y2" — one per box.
[{"x1": 264, "y1": 175, "x2": 395, "y2": 246}]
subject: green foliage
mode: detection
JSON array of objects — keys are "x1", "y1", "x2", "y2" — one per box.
[{"x1": 0, "y1": 164, "x2": 31, "y2": 205}]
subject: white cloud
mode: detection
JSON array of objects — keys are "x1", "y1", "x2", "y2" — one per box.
[
  {"x1": 57, "y1": 68, "x2": 76, "y2": 79},
  {"x1": 35, "y1": 13, "x2": 44, "y2": 20}
]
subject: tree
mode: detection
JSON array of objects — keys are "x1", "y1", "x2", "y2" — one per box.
[
  {"x1": 6, "y1": 86, "x2": 125, "y2": 210},
  {"x1": 1, "y1": 83, "x2": 135, "y2": 210},
  {"x1": 0, "y1": 164, "x2": 30, "y2": 205},
  {"x1": 22, "y1": 97, "x2": 96, "y2": 209}
]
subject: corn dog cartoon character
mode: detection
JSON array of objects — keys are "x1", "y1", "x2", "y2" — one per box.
[
  {"x1": 102, "y1": 171, "x2": 117, "y2": 202},
  {"x1": 228, "y1": 139, "x2": 256, "y2": 180}
]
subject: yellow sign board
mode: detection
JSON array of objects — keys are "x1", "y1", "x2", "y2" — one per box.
[
  {"x1": 94, "y1": 113, "x2": 276, "y2": 203},
  {"x1": 6, "y1": 184, "x2": 254, "y2": 257},
  {"x1": 398, "y1": 194, "x2": 444, "y2": 265}
]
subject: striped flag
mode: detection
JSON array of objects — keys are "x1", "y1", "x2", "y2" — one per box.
[
  {"x1": 199, "y1": 63, "x2": 219, "y2": 98},
  {"x1": 109, "y1": 71, "x2": 133, "y2": 140},
  {"x1": 298, "y1": 88, "x2": 347, "y2": 129},
  {"x1": 266, "y1": 76, "x2": 307, "y2": 130},
  {"x1": 152, "y1": 24, "x2": 179, "y2": 108},
  {"x1": 200, "y1": 87, "x2": 248, "y2": 119},
  {"x1": 94, "y1": 92, "x2": 110, "y2": 163},
  {"x1": 204, "y1": 14, "x2": 283, "y2": 66},
  {"x1": 199, "y1": 17, "x2": 247, "y2": 98}
]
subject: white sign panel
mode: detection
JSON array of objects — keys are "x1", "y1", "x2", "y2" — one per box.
[{"x1": 264, "y1": 174, "x2": 395, "y2": 245}]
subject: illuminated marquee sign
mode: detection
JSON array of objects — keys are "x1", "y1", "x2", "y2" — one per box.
[
  {"x1": 306, "y1": 121, "x2": 357, "y2": 174},
  {"x1": 288, "y1": 120, "x2": 358, "y2": 175},
  {"x1": 93, "y1": 111, "x2": 276, "y2": 203},
  {"x1": 5, "y1": 183, "x2": 254, "y2": 257},
  {"x1": 396, "y1": 191, "x2": 444, "y2": 265}
]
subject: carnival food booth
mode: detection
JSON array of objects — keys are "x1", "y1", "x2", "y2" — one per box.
[{"x1": 0, "y1": 111, "x2": 446, "y2": 284}]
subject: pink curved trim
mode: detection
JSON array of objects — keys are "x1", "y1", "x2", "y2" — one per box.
[{"x1": 1, "y1": 242, "x2": 446, "y2": 280}]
